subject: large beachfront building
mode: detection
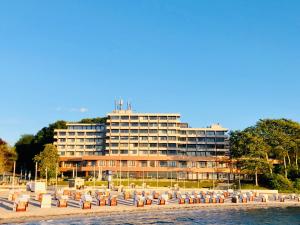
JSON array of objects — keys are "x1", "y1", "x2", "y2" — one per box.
[{"x1": 54, "y1": 105, "x2": 233, "y2": 180}]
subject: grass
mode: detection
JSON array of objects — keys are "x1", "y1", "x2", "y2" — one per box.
[{"x1": 57, "y1": 179, "x2": 216, "y2": 189}]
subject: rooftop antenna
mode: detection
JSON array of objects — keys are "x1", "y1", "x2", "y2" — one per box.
[
  {"x1": 119, "y1": 99, "x2": 123, "y2": 110},
  {"x1": 114, "y1": 99, "x2": 117, "y2": 111}
]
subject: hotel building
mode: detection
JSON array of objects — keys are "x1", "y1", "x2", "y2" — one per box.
[{"x1": 54, "y1": 106, "x2": 233, "y2": 180}]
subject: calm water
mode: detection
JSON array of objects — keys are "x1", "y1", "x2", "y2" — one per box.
[{"x1": 17, "y1": 207, "x2": 300, "y2": 225}]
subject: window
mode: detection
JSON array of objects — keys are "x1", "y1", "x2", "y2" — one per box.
[
  {"x1": 141, "y1": 161, "x2": 147, "y2": 167},
  {"x1": 140, "y1": 123, "x2": 148, "y2": 127},
  {"x1": 159, "y1": 116, "x2": 167, "y2": 120},
  {"x1": 160, "y1": 123, "x2": 167, "y2": 127},
  {"x1": 120, "y1": 136, "x2": 128, "y2": 140},
  {"x1": 188, "y1": 130, "x2": 196, "y2": 135},
  {"x1": 168, "y1": 116, "x2": 176, "y2": 120},
  {"x1": 188, "y1": 137, "x2": 196, "y2": 142},
  {"x1": 59, "y1": 138, "x2": 66, "y2": 143},
  {"x1": 168, "y1": 143, "x2": 176, "y2": 148},
  {"x1": 159, "y1": 130, "x2": 167, "y2": 134},
  {"x1": 140, "y1": 136, "x2": 148, "y2": 140},
  {"x1": 120, "y1": 143, "x2": 128, "y2": 147},
  {"x1": 78, "y1": 132, "x2": 84, "y2": 136},
  {"x1": 149, "y1": 129, "x2": 158, "y2": 133},
  {"x1": 111, "y1": 129, "x2": 119, "y2": 133},
  {"x1": 120, "y1": 150, "x2": 128, "y2": 154},
  {"x1": 111, "y1": 143, "x2": 118, "y2": 147},
  {"x1": 121, "y1": 116, "x2": 129, "y2": 120},
  {"x1": 120, "y1": 122, "x2": 129, "y2": 126},
  {"x1": 216, "y1": 138, "x2": 225, "y2": 142},
  {"x1": 168, "y1": 161, "x2": 177, "y2": 167},
  {"x1": 59, "y1": 132, "x2": 66, "y2": 136},
  {"x1": 140, "y1": 143, "x2": 148, "y2": 147},
  {"x1": 207, "y1": 131, "x2": 215, "y2": 135},
  {"x1": 206, "y1": 137, "x2": 215, "y2": 142},
  {"x1": 130, "y1": 116, "x2": 139, "y2": 120},
  {"x1": 149, "y1": 123, "x2": 158, "y2": 127},
  {"x1": 158, "y1": 143, "x2": 167, "y2": 148},
  {"x1": 160, "y1": 136, "x2": 167, "y2": 141},
  {"x1": 130, "y1": 129, "x2": 138, "y2": 133},
  {"x1": 110, "y1": 116, "x2": 119, "y2": 120},
  {"x1": 111, "y1": 150, "x2": 118, "y2": 154},
  {"x1": 131, "y1": 123, "x2": 139, "y2": 127},
  {"x1": 109, "y1": 161, "x2": 115, "y2": 166},
  {"x1": 139, "y1": 129, "x2": 148, "y2": 134},
  {"x1": 120, "y1": 129, "x2": 129, "y2": 133},
  {"x1": 150, "y1": 143, "x2": 157, "y2": 147},
  {"x1": 197, "y1": 137, "x2": 205, "y2": 142},
  {"x1": 130, "y1": 136, "x2": 138, "y2": 140},
  {"x1": 149, "y1": 116, "x2": 157, "y2": 120},
  {"x1": 60, "y1": 151, "x2": 65, "y2": 156},
  {"x1": 141, "y1": 116, "x2": 148, "y2": 120},
  {"x1": 111, "y1": 122, "x2": 119, "y2": 126},
  {"x1": 160, "y1": 161, "x2": 168, "y2": 167},
  {"x1": 199, "y1": 161, "x2": 206, "y2": 168},
  {"x1": 168, "y1": 136, "x2": 176, "y2": 141},
  {"x1": 68, "y1": 132, "x2": 75, "y2": 136},
  {"x1": 216, "y1": 131, "x2": 225, "y2": 135},
  {"x1": 128, "y1": 161, "x2": 136, "y2": 167}
]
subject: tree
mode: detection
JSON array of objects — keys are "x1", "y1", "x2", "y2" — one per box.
[
  {"x1": 230, "y1": 130, "x2": 270, "y2": 186},
  {"x1": 15, "y1": 120, "x2": 67, "y2": 174},
  {"x1": 0, "y1": 138, "x2": 17, "y2": 174},
  {"x1": 34, "y1": 144, "x2": 59, "y2": 179},
  {"x1": 79, "y1": 117, "x2": 107, "y2": 124},
  {"x1": 15, "y1": 134, "x2": 35, "y2": 173}
]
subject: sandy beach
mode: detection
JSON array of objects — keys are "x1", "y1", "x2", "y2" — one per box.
[{"x1": 1, "y1": 188, "x2": 300, "y2": 224}]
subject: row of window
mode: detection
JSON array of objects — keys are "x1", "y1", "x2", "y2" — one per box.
[
  {"x1": 68, "y1": 125, "x2": 105, "y2": 130},
  {"x1": 109, "y1": 129, "x2": 177, "y2": 134},
  {"x1": 58, "y1": 131, "x2": 104, "y2": 136},
  {"x1": 63, "y1": 160, "x2": 227, "y2": 168},
  {"x1": 178, "y1": 144, "x2": 226, "y2": 149},
  {"x1": 58, "y1": 145, "x2": 103, "y2": 150},
  {"x1": 109, "y1": 115, "x2": 179, "y2": 121},
  {"x1": 110, "y1": 122, "x2": 177, "y2": 127},
  {"x1": 110, "y1": 136, "x2": 177, "y2": 141},
  {"x1": 58, "y1": 138, "x2": 103, "y2": 143},
  {"x1": 109, "y1": 143, "x2": 177, "y2": 148},
  {"x1": 179, "y1": 137, "x2": 225, "y2": 142}
]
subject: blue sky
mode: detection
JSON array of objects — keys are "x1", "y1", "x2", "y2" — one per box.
[{"x1": 0, "y1": 1, "x2": 299, "y2": 144}]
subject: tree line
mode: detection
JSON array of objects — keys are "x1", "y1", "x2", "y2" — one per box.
[
  {"x1": 230, "y1": 119, "x2": 300, "y2": 191},
  {"x1": 1, "y1": 117, "x2": 299, "y2": 191}
]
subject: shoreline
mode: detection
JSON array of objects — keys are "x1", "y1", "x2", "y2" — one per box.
[{"x1": 1, "y1": 202, "x2": 300, "y2": 224}]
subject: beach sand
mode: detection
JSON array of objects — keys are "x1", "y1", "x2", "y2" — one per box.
[{"x1": 1, "y1": 190, "x2": 299, "y2": 224}]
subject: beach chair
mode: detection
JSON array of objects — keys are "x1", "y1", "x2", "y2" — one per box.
[
  {"x1": 108, "y1": 195, "x2": 118, "y2": 206},
  {"x1": 80, "y1": 194, "x2": 93, "y2": 209},
  {"x1": 40, "y1": 194, "x2": 52, "y2": 208},
  {"x1": 123, "y1": 190, "x2": 131, "y2": 200},
  {"x1": 262, "y1": 194, "x2": 269, "y2": 202},
  {"x1": 13, "y1": 196, "x2": 28, "y2": 212},
  {"x1": 57, "y1": 195, "x2": 68, "y2": 207},
  {"x1": 204, "y1": 195, "x2": 210, "y2": 204},
  {"x1": 240, "y1": 194, "x2": 247, "y2": 203},
  {"x1": 153, "y1": 191, "x2": 160, "y2": 199},
  {"x1": 158, "y1": 194, "x2": 167, "y2": 205},
  {"x1": 218, "y1": 195, "x2": 225, "y2": 203},
  {"x1": 231, "y1": 196, "x2": 238, "y2": 203},
  {"x1": 178, "y1": 194, "x2": 185, "y2": 204},
  {"x1": 211, "y1": 195, "x2": 217, "y2": 203},
  {"x1": 279, "y1": 195, "x2": 285, "y2": 202},
  {"x1": 145, "y1": 195, "x2": 153, "y2": 205},
  {"x1": 135, "y1": 195, "x2": 145, "y2": 207},
  {"x1": 73, "y1": 191, "x2": 82, "y2": 201}
]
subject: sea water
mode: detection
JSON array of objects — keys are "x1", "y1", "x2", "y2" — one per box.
[{"x1": 16, "y1": 207, "x2": 300, "y2": 225}]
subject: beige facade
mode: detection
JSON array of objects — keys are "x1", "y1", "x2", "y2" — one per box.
[{"x1": 54, "y1": 109, "x2": 233, "y2": 180}]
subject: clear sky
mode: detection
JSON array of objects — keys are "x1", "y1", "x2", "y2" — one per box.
[{"x1": 0, "y1": 1, "x2": 299, "y2": 145}]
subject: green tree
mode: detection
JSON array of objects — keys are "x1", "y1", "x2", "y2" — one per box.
[
  {"x1": 79, "y1": 117, "x2": 107, "y2": 124},
  {"x1": 34, "y1": 144, "x2": 59, "y2": 179},
  {"x1": 15, "y1": 120, "x2": 66, "y2": 174},
  {"x1": 0, "y1": 139, "x2": 17, "y2": 174}
]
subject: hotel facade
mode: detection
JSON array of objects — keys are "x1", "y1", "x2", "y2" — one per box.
[{"x1": 54, "y1": 106, "x2": 233, "y2": 180}]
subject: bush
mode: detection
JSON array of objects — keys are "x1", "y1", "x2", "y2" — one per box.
[
  {"x1": 294, "y1": 178, "x2": 300, "y2": 190},
  {"x1": 262, "y1": 174, "x2": 293, "y2": 191}
]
